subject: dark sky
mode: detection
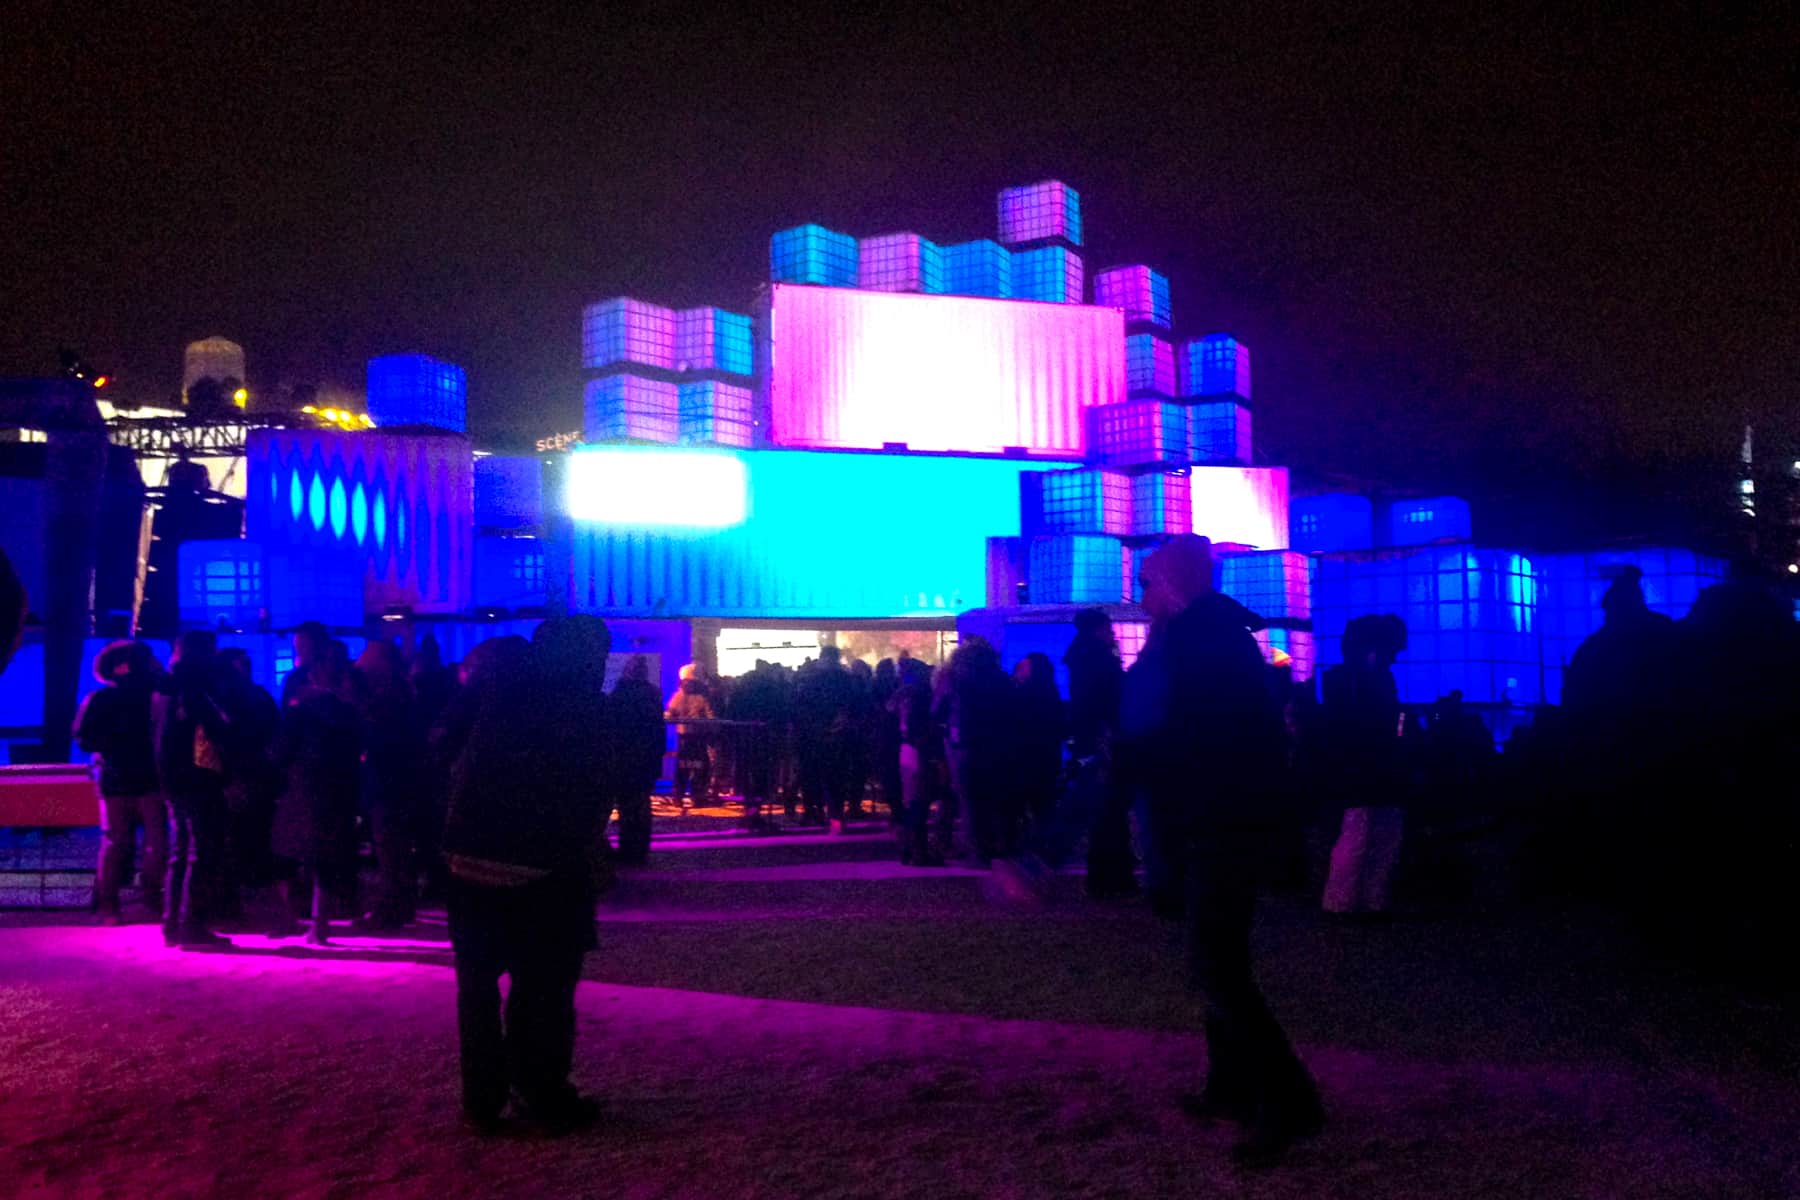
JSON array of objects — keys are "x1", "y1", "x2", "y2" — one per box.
[{"x1": 5, "y1": 2, "x2": 1796, "y2": 512}]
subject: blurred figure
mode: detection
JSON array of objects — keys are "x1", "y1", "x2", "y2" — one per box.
[
  {"x1": 728, "y1": 659, "x2": 787, "y2": 834},
  {"x1": 610, "y1": 655, "x2": 666, "y2": 864},
  {"x1": 410, "y1": 633, "x2": 460, "y2": 900},
  {"x1": 665, "y1": 664, "x2": 715, "y2": 811},
  {"x1": 872, "y1": 658, "x2": 902, "y2": 822},
  {"x1": 889, "y1": 657, "x2": 944, "y2": 866},
  {"x1": 270, "y1": 643, "x2": 362, "y2": 945},
  {"x1": 796, "y1": 646, "x2": 858, "y2": 832},
  {"x1": 214, "y1": 646, "x2": 281, "y2": 916},
  {"x1": 1123, "y1": 536, "x2": 1320, "y2": 1167},
  {"x1": 442, "y1": 615, "x2": 612, "y2": 1135},
  {"x1": 152, "y1": 631, "x2": 233, "y2": 948},
  {"x1": 76, "y1": 640, "x2": 166, "y2": 923},
  {"x1": 281, "y1": 620, "x2": 333, "y2": 706},
  {"x1": 845, "y1": 657, "x2": 876, "y2": 819},
  {"x1": 934, "y1": 638, "x2": 1016, "y2": 864},
  {"x1": 1320, "y1": 614, "x2": 1408, "y2": 916},
  {"x1": 1011, "y1": 652, "x2": 1066, "y2": 843},
  {"x1": 357, "y1": 641, "x2": 426, "y2": 929},
  {"x1": 1061, "y1": 609, "x2": 1133, "y2": 896}
]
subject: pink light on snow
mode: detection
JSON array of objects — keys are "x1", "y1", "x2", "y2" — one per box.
[{"x1": 763, "y1": 284, "x2": 1126, "y2": 456}]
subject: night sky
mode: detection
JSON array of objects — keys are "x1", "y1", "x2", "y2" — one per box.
[{"x1": 5, "y1": 2, "x2": 1795, "y2": 529}]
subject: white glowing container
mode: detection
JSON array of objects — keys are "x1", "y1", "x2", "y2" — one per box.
[{"x1": 564, "y1": 447, "x2": 749, "y2": 528}]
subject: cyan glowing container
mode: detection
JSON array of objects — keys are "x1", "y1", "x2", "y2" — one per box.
[
  {"x1": 1126, "y1": 334, "x2": 1177, "y2": 396},
  {"x1": 674, "y1": 308, "x2": 753, "y2": 377},
  {"x1": 1187, "y1": 401, "x2": 1252, "y2": 466},
  {"x1": 1128, "y1": 472, "x2": 1193, "y2": 539},
  {"x1": 997, "y1": 181, "x2": 1082, "y2": 246},
  {"x1": 1027, "y1": 535, "x2": 1127, "y2": 605},
  {"x1": 1178, "y1": 335, "x2": 1252, "y2": 401},
  {"x1": 769, "y1": 224, "x2": 859, "y2": 287},
  {"x1": 581, "y1": 299, "x2": 676, "y2": 371},
  {"x1": 857, "y1": 233, "x2": 945, "y2": 294},
  {"x1": 1218, "y1": 550, "x2": 1311, "y2": 620},
  {"x1": 1011, "y1": 246, "x2": 1084, "y2": 303},
  {"x1": 941, "y1": 240, "x2": 1013, "y2": 298},
  {"x1": 1024, "y1": 468, "x2": 1134, "y2": 537},
  {"x1": 583, "y1": 375, "x2": 679, "y2": 444},
  {"x1": 1094, "y1": 265, "x2": 1171, "y2": 328},
  {"x1": 366, "y1": 353, "x2": 467, "y2": 433},
  {"x1": 1088, "y1": 400, "x2": 1190, "y2": 470}
]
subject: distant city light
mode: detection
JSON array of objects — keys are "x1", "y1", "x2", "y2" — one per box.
[{"x1": 566, "y1": 447, "x2": 748, "y2": 527}]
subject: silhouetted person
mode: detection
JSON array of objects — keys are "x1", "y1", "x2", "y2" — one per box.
[
  {"x1": 442, "y1": 615, "x2": 612, "y2": 1135},
  {"x1": 934, "y1": 638, "x2": 1016, "y2": 864},
  {"x1": 1061, "y1": 609, "x2": 1133, "y2": 895},
  {"x1": 665, "y1": 665, "x2": 715, "y2": 811},
  {"x1": 357, "y1": 641, "x2": 425, "y2": 929},
  {"x1": 1122, "y1": 535, "x2": 1321, "y2": 1167},
  {"x1": 1011, "y1": 651, "x2": 1066, "y2": 845},
  {"x1": 153, "y1": 631, "x2": 233, "y2": 948},
  {"x1": 410, "y1": 633, "x2": 460, "y2": 900},
  {"x1": 889, "y1": 657, "x2": 944, "y2": 865},
  {"x1": 796, "y1": 646, "x2": 858, "y2": 832},
  {"x1": 77, "y1": 641, "x2": 167, "y2": 922},
  {"x1": 270, "y1": 643, "x2": 362, "y2": 944},
  {"x1": 845, "y1": 657, "x2": 876, "y2": 818},
  {"x1": 1320, "y1": 614, "x2": 1408, "y2": 916},
  {"x1": 610, "y1": 655, "x2": 666, "y2": 863},
  {"x1": 872, "y1": 658, "x2": 903, "y2": 822},
  {"x1": 728, "y1": 659, "x2": 786, "y2": 834},
  {"x1": 215, "y1": 646, "x2": 281, "y2": 912},
  {"x1": 0, "y1": 545, "x2": 24, "y2": 678},
  {"x1": 281, "y1": 620, "x2": 333, "y2": 706}
]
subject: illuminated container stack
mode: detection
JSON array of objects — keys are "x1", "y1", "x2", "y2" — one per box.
[
  {"x1": 1535, "y1": 548, "x2": 1726, "y2": 703},
  {"x1": 1129, "y1": 471, "x2": 1192, "y2": 539},
  {"x1": 584, "y1": 375, "x2": 679, "y2": 444},
  {"x1": 1220, "y1": 548, "x2": 1314, "y2": 679},
  {"x1": 1383, "y1": 497, "x2": 1473, "y2": 546},
  {"x1": 1026, "y1": 536, "x2": 1130, "y2": 605},
  {"x1": 1311, "y1": 547, "x2": 1541, "y2": 705},
  {"x1": 176, "y1": 540, "x2": 264, "y2": 631},
  {"x1": 472, "y1": 537, "x2": 547, "y2": 612},
  {"x1": 858, "y1": 233, "x2": 945, "y2": 294},
  {"x1": 471, "y1": 455, "x2": 547, "y2": 611},
  {"x1": 1291, "y1": 493, "x2": 1375, "y2": 553},
  {"x1": 580, "y1": 299, "x2": 681, "y2": 445},
  {"x1": 1179, "y1": 335, "x2": 1253, "y2": 466},
  {"x1": 1019, "y1": 469, "x2": 1135, "y2": 603},
  {"x1": 366, "y1": 353, "x2": 468, "y2": 433},
  {"x1": 769, "y1": 224, "x2": 860, "y2": 287},
  {"x1": 999, "y1": 181, "x2": 1083, "y2": 304},
  {"x1": 1011, "y1": 247, "x2": 1084, "y2": 304},
  {"x1": 675, "y1": 308, "x2": 754, "y2": 378},
  {"x1": 941, "y1": 240, "x2": 1012, "y2": 298},
  {"x1": 678, "y1": 381, "x2": 754, "y2": 448}
]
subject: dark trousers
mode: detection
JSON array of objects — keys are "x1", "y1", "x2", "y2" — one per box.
[
  {"x1": 448, "y1": 873, "x2": 593, "y2": 1118},
  {"x1": 164, "y1": 787, "x2": 225, "y2": 935},
  {"x1": 615, "y1": 776, "x2": 656, "y2": 864},
  {"x1": 96, "y1": 790, "x2": 168, "y2": 913},
  {"x1": 1187, "y1": 842, "x2": 1320, "y2": 1132},
  {"x1": 369, "y1": 805, "x2": 417, "y2": 925},
  {"x1": 672, "y1": 734, "x2": 710, "y2": 805},
  {"x1": 948, "y1": 748, "x2": 1009, "y2": 862}
]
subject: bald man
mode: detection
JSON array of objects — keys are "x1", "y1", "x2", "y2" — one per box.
[{"x1": 1123, "y1": 535, "x2": 1323, "y2": 1168}]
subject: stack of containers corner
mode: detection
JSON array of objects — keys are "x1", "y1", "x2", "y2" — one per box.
[
  {"x1": 1220, "y1": 549, "x2": 1314, "y2": 680},
  {"x1": 580, "y1": 298, "x2": 756, "y2": 448},
  {"x1": 1179, "y1": 335, "x2": 1253, "y2": 465}
]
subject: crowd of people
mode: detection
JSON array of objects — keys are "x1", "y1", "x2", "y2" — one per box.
[{"x1": 59, "y1": 534, "x2": 1800, "y2": 1164}]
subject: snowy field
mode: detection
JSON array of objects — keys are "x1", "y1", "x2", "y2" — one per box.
[{"x1": 3, "y1": 832, "x2": 1798, "y2": 1199}]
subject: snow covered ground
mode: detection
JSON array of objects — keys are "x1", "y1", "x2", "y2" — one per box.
[{"x1": 3, "y1": 837, "x2": 1797, "y2": 1198}]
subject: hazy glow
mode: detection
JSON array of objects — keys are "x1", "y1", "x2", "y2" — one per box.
[
  {"x1": 565, "y1": 447, "x2": 749, "y2": 527},
  {"x1": 764, "y1": 284, "x2": 1125, "y2": 455}
]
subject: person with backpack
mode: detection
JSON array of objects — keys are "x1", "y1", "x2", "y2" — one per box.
[{"x1": 152, "y1": 631, "x2": 234, "y2": 948}]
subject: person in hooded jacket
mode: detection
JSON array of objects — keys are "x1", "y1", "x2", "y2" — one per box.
[
  {"x1": 270, "y1": 642, "x2": 362, "y2": 945},
  {"x1": 77, "y1": 640, "x2": 167, "y2": 922}
]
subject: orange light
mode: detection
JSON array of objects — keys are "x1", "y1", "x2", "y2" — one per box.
[{"x1": 92, "y1": 375, "x2": 109, "y2": 389}]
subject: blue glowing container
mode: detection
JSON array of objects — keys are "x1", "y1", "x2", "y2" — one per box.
[
  {"x1": 941, "y1": 240, "x2": 1013, "y2": 298},
  {"x1": 581, "y1": 299, "x2": 676, "y2": 371},
  {"x1": 997, "y1": 181, "x2": 1083, "y2": 247},
  {"x1": 1187, "y1": 400, "x2": 1252, "y2": 466},
  {"x1": 1027, "y1": 535, "x2": 1127, "y2": 605},
  {"x1": 1094, "y1": 265, "x2": 1171, "y2": 328},
  {"x1": 674, "y1": 308, "x2": 753, "y2": 376},
  {"x1": 1011, "y1": 246, "x2": 1084, "y2": 303},
  {"x1": 1291, "y1": 493, "x2": 1374, "y2": 553},
  {"x1": 1178, "y1": 335, "x2": 1252, "y2": 401},
  {"x1": 769, "y1": 225, "x2": 859, "y2": 287},
  {"x1": 677, "y1": 381, "x2": 755, "y2": 448},
  {"x1": 1218, "y1": 550, "x2": 1310, "y2": 621},
  {"x1": 857, "y1": 233, "x2": 945, "y2": 294},
  {"x1": 1128, "y1": 472, "x2": 1192, "y2": 539},
  {"x1": 177, "y1": 540, "x2": 265, "y2": 630},
  {"x1": 1126, "y1": 334, "x2": 1177, "y2": 396},
  {"x1": 366, "y1": 354, "x2": 467, "y2": 433},
  {"x1": 1535, "y1": 547, "x2": 1726, "y2": 702},
  {"x1": 1023, "y1": 468, "x2": 1134, "y2": 537},
  {"x1": 583, "y1": 375, "x2": 680, "y2": 444},
  {"x1": 472, "y1": 535, "x2": 547, "y2": 610},
  {"x1": 264, "y1": 544, "x2": 363, "y2": 630},
  {"x1": 1383, "y1": 497, "x2": 1472, "y2": 546},
  {"x1": 1087, "y1": 400, "x2": 1189, "y2": 470},
  {"x1": 473, "y1": 456, "x2": 543, "y2": 530}
]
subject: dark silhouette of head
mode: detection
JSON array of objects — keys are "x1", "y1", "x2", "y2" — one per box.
[
  {"x1": 1601, "y1": 566, "x2": 1650, "y2": 623},
  {"x1": 818, "y1": 645, "x2": 842, "y2": 669},
  {"x1": 622, "y1": 654, "x2": 651, "y2": 684},
  {"x1": 1140, "y1": 535, "x2": 1215, "y2": 624},
  {"x1": 532, "y1": 614, "x2": 612, "y2": 684}
]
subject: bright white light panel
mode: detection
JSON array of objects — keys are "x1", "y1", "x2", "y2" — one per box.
[
  {"x1": 858, "y1": 233, "x2": 945, "y2": 294},
  {"x1": 997, "y1": 181, "x2": 1083, "y2": 246},
  {"x1": 582, "y1": 299, "x2": 676, "y2": 370},
  {"x1": 583, "y1": 375, "x2": 679, "y2": 444},
  {"x1": 1094, "y1": 265, "x2": 1171, "y2": 327}
]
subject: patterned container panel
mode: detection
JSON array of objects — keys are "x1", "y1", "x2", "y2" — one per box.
[
  {"x1": 583, "y1": 375, "x2": 679, "y2": 444},
  {"x1": 941, "y1": 240, "x2": 1013, "y2": 298},
  {"x1": 1219, "y1": 550, "x2": 1311, "y2": 620},
  {"x1": 1126, "y1": 334, "x2": 1178, "y2": 396},
  {"x1": 769, "y1": 224, "x2": 859, "y2": 287},
  {"x1": 581, "y1": 298, "x2": 676, "y2": 371},
  {"x1": 1088, "y1": 400, "x2": 1190, "y2": 470},
  {"x1": 1129, "y1": 472, "x2": 1192, "y2": 539},
  {"x1": 857, "y1": 233, "x2": 945, "y2": 294},
  {"x1": 1028, "y1": 468, "x2": 1134, "y2": 537},
  {"x1": 1094, "y1": 265, "x2": 1171, "y2": 328},
  {"x1": 674, "y1": 308, "x2": 754, "y2": 376},
  {"x1": 997, "y1": 180, "x2": 1083, "y2": 246},
  {"x1": 678, "y1": 381, "x2": 755, "y2": 448},
  {"x1": 1188, "y1": 400, "x2": 1252, "y2": 466},
  {"x1": 1012, "y1": 246, "x2": 1084, "y2": 304},
  {"x1": 1028, "y1": 535, "x2": 1128, "y2": 605},
  {"x1": 1178, "y1": 334, "x2": 1252, "y2": 401}
]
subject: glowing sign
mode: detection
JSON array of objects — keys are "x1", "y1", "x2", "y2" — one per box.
[
  {"x1": 537, "y1": 431, "x2": 583, "y2": 452},
  {"x1": 565, "y1": 447, "x2": 748, "y2": 528},
  {"x1": 764, "y1": 284, "x2": 1125, "y2": 455}
]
